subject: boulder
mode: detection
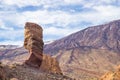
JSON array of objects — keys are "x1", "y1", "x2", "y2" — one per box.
[{"x1": 40, "y1": 54, "x2": 62, "y2": 74}]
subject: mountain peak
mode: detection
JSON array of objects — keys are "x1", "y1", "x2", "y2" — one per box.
[
  {"x1": 43, "y1": 19, "x2": 120, "y2": 79},
  {"x1": 44, "y1": 19, "x2": 120, "y2": 55}
]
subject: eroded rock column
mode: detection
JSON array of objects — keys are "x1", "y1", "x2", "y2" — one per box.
[
  {"x1": 24, "y1": 22, "x2": 44, "y2": 67},
  {"x1": 24, "y1": 22, "x2": 62, "y2": 74}
]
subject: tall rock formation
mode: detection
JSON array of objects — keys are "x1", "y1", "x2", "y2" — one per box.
[
  {"x1": 24, "y1": 22, "x2": 62, "y2": 74},
  {"x1": 24, "y1": 22, "x2": 44, "y2": 67}
]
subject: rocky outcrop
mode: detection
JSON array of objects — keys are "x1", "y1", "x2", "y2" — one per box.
[
  {"x1": 24, "y1": 22, "x2": 62, "y2": 74},
  {"x1": 100, "y1": 65, "x2": 120, "y2": 80},
  {"x1": 40, "y1": 54, "x2": 62, "y2": 74},
  {"x1": 24, "y1": 22, "x2": 44, "y2": 67}
]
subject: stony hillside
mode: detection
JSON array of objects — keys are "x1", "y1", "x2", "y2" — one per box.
[
  {"x1": 0, "y1": 47, "x2": 28, "y2": 65},
  {"x1": 100, "y1": 65, "x2": 120, "y2": 80},
  {"x1": 44, "y1": 20, "x2": 120, "y2": 79},
  {"x1": 44, "y1": 20, "x2": 120, "y2": 55}
]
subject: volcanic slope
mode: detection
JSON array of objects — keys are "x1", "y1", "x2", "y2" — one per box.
[{"x1": 44, "y1": 20, "x2": 120, "y2": 79}]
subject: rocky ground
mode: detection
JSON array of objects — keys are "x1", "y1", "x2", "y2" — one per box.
[
  {"x1": 100, "y1": 65, "x2": 120, "y2": 80},
  {"x1": 0, "y1": 62, "x2": 74, "y2": 80}
]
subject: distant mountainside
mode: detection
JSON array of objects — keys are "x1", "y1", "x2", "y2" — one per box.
[
  {"x1": 44, "y1": 20, "x2": 120, "y2": 55},
  {"x1": 44, "y1": 41, "x2": 55, "y2": 44},
  {"x1": 0, "y1": 45, "x2": 20, "y2": 49},
  {"x1": 44, "y1": 20, "x2": 120, "y2": 79},
  {"x1": 0, "y1": 47, "x2": 28, "y2": 64}
]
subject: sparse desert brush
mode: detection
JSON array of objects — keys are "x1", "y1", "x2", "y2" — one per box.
[
  {"x1": 86, "y1": 78, "x2": 98, "y2": 80},
  {"x1": 9, "y1": 63, "x2": 18, "y2": 69}
]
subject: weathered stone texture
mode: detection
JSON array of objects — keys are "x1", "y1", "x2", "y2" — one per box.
[
  {"x1": 24, "y1": 22, "x2": 44, "y2": 67},
  {"x1": 24, "y1": 22, "x2": 62, "y2": 74}
]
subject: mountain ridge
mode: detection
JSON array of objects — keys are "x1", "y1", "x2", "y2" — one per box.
[
  {"x1": 44, "y1": 19, "x2": 120, "y2": 55},
  {"x1": 43, "y1": 19, "x2": 120, "y2": 79}
]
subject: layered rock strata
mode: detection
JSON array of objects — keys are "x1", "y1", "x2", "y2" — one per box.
[
  {"x1": 24, "y1": 22, "x2": 62, "y2": 74},
  {"x1": 24, "y1": 22, "x2": 44, "y2": 67}
]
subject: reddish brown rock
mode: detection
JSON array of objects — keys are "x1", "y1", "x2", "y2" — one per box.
[
  {"x1": 40, "y1": 54, "x2": 62, "y2": 74},
  {"x1": 100, "y1": 65, "x2": 120, "y2": 80},
  {"x1": 0, "y1": 63, "x2": 6, "y2": 80},
  {"x1": 24, "y1": 22, "x2": 44, "y2": 67},
  {"x1": 24, "y1": 22, "x2": 62, "y2": 74}
]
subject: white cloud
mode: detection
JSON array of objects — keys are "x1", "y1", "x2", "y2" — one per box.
[
  {"x1": 64, "y1": 0, "x2": 83, "y2": 4},
  {"x1": 43, "y1": 27, "x2": 80, "y2": 41},
  {"x1": 91, "y1": 5, "x2": 120, "y2": 23},
  {"x1": 0, "y1": 29, "x2": 23, "y2": 40},
  {"x1": 0, "y1": 40, "x2": 23, "y2": 45},
  {"x1": 65, "y1": 0, "x2": 120, "y2": 9},
  {"x1": 0, "y1": 19, "x2": 13, "y2": 30},
  {"x1": 0, "y1": 10, "x2": 82, "y2": 28},
  {"x1": 1, "y1": 0, "x2": 41, "y2": 7},
  {"x1": 44, "y1": 27, "x2": 79, "y2": 36},
  {"x1": 0, "y1": 0, "x2": 119, "y2": 9},
  {"x1": 0, "y1": 4, "x2": 120, "y2": 28},
  {"x1": 0, "y1": 0, "x2": 64, "y2": 9}
]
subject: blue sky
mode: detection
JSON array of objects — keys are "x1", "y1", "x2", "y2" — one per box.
[{"x1": 0, "y1": 0, "x2": 120, "y2": 45}]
